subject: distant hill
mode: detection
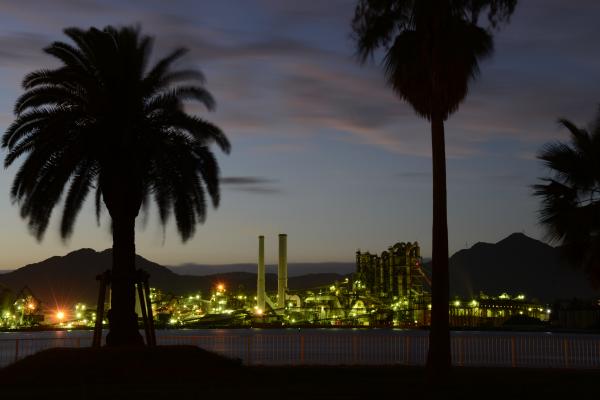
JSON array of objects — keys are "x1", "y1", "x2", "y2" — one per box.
[
  {"x1": 169, "y1": 262, "x2": 355, "y2": 277},
  {"x1": 448, "y1": 233, "x2": 598, "y2": 302},
  {"x1": 0, "y1": 249, "x2": 344, "y2": 310},
  {"x1": 2, "y1": 232, "x2": 596, "y2": 310}
]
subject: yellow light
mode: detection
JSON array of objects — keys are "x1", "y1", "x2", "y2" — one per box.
[
  {"x1": 217, "y1": 283, "x2": 225, "y2": 292},
  {"x1": 255, "y1": 308, "x2": 263, "y2": 316},
  {"x1": 56, "y1": 311, "x2": 65, "y2": 320},
  {"x1": 453, "y1": 300, "x2": 461, "y2": 307},
  {"x1": 27, "y1": 303, "x2": 35, "y2": 310}
]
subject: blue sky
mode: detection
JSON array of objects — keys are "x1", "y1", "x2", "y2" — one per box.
[{"x1": 0, "y1": 0, "x2": 599, "y2": 268}]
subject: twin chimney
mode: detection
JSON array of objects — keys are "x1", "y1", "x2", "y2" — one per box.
[{"x1": 256, "y1": 234, "x2": 287, "y2": 310}]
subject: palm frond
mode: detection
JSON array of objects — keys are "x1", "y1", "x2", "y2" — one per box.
[
  {"x1": 4, "y1": 25, "x2": 229, "y2": 242},
  {"x1": 534, "y1": 112, "x2": 600, "y2": 287},
  {"x1": 60, "y1": 162, "x2": 98, "y2": 239}
]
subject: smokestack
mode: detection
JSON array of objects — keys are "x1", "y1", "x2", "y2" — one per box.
[
  {"x1": 277, "y1": 233, "x2": 287, "y2": 309},
  {"x1": 257, "y1": 235, "x2": 265, "y2": 311}
]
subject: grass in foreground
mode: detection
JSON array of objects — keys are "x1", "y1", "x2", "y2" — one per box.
[{"x1": 0, "y1": 346, "x2": 598, "y2": 399}]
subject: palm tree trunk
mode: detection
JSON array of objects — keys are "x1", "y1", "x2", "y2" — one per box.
[
  {"x1": 105, "y1": 212, "x2": 144, "y2": 346},
  {"x1": 426, "y1": 113, "x2": 451, "y2": 380}
]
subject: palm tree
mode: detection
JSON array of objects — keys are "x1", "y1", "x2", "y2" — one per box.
[
  {"x1": 2, "y1": 26, "x2": 230, "y2": 346},
  {"x1": 352, "y1": 0, "x2": 516, "y2": 378},
  {"x1": 533, "y1": 112, "x2": 600, "y2": 288}
]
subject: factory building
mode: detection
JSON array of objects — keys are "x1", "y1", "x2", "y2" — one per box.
[
  {"x1": 355, "y1": 242, "x2": 429, "y2": 298},
  {"x1": 354, "y1": 242, "x2": 432, "y2": 325}
]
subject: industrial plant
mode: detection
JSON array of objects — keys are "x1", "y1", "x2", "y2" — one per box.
[{"x1": 0, "y1": 234, "x2": 557, "y2": 330}]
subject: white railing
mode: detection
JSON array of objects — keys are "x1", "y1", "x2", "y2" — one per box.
[{"x1": 1, "y1": 332, "x2": 599, "y2": 369}]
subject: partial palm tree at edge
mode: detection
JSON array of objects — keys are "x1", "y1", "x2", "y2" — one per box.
[
  {"x1": 533, "y1": 111, "x2": 600, "y2": 288},
  {"x1": 2, "y1": 26, "x2": 230, "y2": 346}
]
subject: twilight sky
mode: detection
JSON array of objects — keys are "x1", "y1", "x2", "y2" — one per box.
[{"x1": 0, "y1": 0, "x2": 599, "y2": 268}]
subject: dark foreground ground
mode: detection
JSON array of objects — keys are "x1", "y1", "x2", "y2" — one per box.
[{"x1": 1, "y1": 346, "x2": 598, "y2": 400}]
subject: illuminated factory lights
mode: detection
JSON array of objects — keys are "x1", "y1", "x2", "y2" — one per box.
[{"x1": 0, "y1": 237, "x2": 564, "y2": 330}]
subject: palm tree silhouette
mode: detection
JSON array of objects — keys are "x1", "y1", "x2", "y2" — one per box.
[
  {"x1": 2, "y1": 26, "x2": 230, "y2": 346},
  {"x1": 534, "y1": 112, "x2": 600, "y2": 289},
  {"x1": 352, "y1": 0, "x2": 516, "y2": 379}
]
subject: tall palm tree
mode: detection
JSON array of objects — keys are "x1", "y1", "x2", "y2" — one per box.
[
  {"x1": 352, "y1": 0, "x2": 516, "y2": 378},
  {"x1": 2, "y1": 26, "x2": 230, "y2": 346},
  {"x1": 534, "y1": 113, "x2": 600, "y2": 288}
]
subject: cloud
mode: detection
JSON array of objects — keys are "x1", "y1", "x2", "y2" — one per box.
[
  {"x1": 221, "y1": 176, "x2": 282, "y2": 195},
  {"x1": 229, "y1": 186, "x2": 282, "y2": 194},
  {"x1": 0, "y1": 32, "x2": 54, "y2": 67},
  {"x1": 221, "y1": 176, "x2": 276, "y2": 185},
  {"x1": 0, "y1": 0, "x2": 599, "y2": 162}
]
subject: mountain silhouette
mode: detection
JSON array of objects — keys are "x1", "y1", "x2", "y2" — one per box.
[
  {"x1": 1, "y1": 232, "x2": 594, "y2": 311},
  {"x1": 449, "y1": 233, "x2": 598, "y2": 302},
  {"x1": 0, "y1": 249, "x2": 343, "y2": 310}
]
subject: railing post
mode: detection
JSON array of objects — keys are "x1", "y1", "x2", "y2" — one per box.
[
  {"x1": 510, "y1": 336, "x2": 517, "y2": 368},
  {"x1": 246, "y1": 335, "x2": 252, "y2": 366},
  {"x1": 563, "y1": 338, "x2": 570, "y2": 369},
  {"x1": 14, "y1": 339, "x2": 19, "y2": 363},
  {"x1": 352, "y1": 335, "x2": 358, "y2": 365},
  {"x1": 404, "y1": 336, "x2": 411, "y2": 365},
  {"x1": 458, "y1": 336, "x2": 464, "y2": 367},
  {"x1": 299, "y1": 335, "x2": 305, "y2": 365}
]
